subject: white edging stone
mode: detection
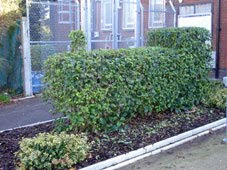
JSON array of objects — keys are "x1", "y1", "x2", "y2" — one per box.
[
  {"x1": 0, "y1": 119, "x2": 55, "y2": 134},
  {"x1": 11, "y1": 95, "x2": 35, "y2": 102},
  {"x1": 0, "y1": 116, "x2": 67, "y2": 134},
  {"x1": 80, "y1": 118, "x2": 226, "y2": 170}
]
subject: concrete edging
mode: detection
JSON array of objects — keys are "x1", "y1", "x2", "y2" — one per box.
[
  {"x1": 0, "y1": 115, "x2": 67, "y2": 133},
  {"x1": 80, "y1": 118, "x2": 226, "y2": 170},
  {"x1": 0, "y1": 119, "x2": 55, "y2": 133},
  {"x1": 11, "y1": 95, "x2": 35, "y2": 102}
]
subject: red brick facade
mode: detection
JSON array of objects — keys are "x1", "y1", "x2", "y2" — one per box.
[
  {"x1": 219, "y1": 0, "x2": 227, "y2": 77},
  {"x1": 49, "y1": 0, "x2": 226, "y2": 78}
]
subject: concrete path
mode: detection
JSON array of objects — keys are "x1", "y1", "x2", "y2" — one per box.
[
  {"x1": 120, "y1": 129, "x2": 227, "y2": 170},
  {"x1": 0, "y1": 97, "x2": 59, "y2": 131}
]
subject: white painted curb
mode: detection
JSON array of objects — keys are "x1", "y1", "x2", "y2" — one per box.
[
  {"x1": 80, "y1": 118, "x2": 226, "y2": 170},
  {"x1": 0, "y1": 116, "x2": 67, "y2": 134},
  {"x1": 11, "y1": 95, "x2": 35, "y2": 102},
  {"x1": 0, "y1": 119, "x2": 56, "y2": 133}
]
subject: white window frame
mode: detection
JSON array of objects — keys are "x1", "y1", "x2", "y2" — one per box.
[
  {"x1": 179, "y1": 3, "x2": 212, "y2": 16},
  {"x1": 122, "y1": 0, "x2": 137, "y2": 30},
  {"x1": 149, "y1": 0, "x2": 165, "y2": 28},
  {"x1": 101, "y1": 0, "x2": 112, "y2": 30},
  {"x1": 58, "y1": 0, "x2": 72, "y2": 24}
]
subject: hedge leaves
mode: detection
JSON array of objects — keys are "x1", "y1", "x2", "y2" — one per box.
[{"x1": 43, "y1": 28, "x2": 211, "y2": 132}]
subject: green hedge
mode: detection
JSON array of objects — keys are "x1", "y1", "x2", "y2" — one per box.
[
  {"x1": 43, "y1": 45, "x2": 211, "y2": 132},
  {"x1": 147, "y1": 27, "x2": 211, "y2": 49}
]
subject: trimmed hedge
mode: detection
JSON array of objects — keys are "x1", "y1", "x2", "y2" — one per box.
[
  {"x1": 147, "y1": 27, "x2": 211, "y2": 49},
  {"x1": 43, "y1": 45, "x2": 211, "y2": 131}
]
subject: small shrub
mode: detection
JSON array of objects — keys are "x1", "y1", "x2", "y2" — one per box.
[
  {"x1": 0, "y1": 92, "x2": 11, "y2": 104},
  {"x1": 16, "y1": 132, "x2": 90, "y2": 170},
  {"x1": 206, "y1": 81, "x2": 227, "y2": 109},
  {"x1": 69, "y1": 30, "x2": 86, "y2": 52}
]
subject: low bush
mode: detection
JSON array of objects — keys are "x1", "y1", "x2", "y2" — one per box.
[
  {"x1": 0, "y1": 92, "x2": 11, "y2": 104},
  {"x1": 16, "y1": 132, "x2": 90, "y2": 170},
  {"x1": 43, "y1": 45, "x2": 211, "y2": 132},
  {"x1": 206, "y1": 81, "x2": 227, "y2": 109}
]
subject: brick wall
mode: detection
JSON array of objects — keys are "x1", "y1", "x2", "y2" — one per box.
[{"x1": 220, "y1": 0, "x2": 227, "y2": 71}]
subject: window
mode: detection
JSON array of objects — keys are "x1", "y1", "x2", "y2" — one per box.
[
  {"x1": 179, "y1": 5, "x2": 194, "y2": 15},
  {"x1": 195, "y1": 4, "x2": 211, "y2": 14},
  {"x1": 179, "y1": 3, "x2": 211, "y2": 15},
  {"x1": 58, "y1": 0, "x2": 72, "y2": 24},
  {"x1": 123, "y1": 0, "x2": 137, "y2": 29},
  {"x1": 101, "y1": 0, "x2": 112, "y2": 30},
  {"x1": 149, "y1": 0, "x2": 165, "y2": 28}
]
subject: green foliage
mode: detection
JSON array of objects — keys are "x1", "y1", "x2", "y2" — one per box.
[
  {"x1": 147, "y1": 27, "x2": 211, "y2": 49},
  {"x1": 0, "y1": 93, "x2": 11, "y2": 104},
  {"x1": 0, "y1": 58, "x2": 7, "y2": 70},
  {"x1": 16, "y1": 132, "x2": 90, "y2": 170},
  {"x1": 69, "y1": 30, "x2": 86, "y2": 52},
  {"x1": 31, "y1": 45, "x2": 56, "y2": 71},
  {"x1": 147, "y1": 27, "x2": 212, "y2": 105},
  {"x1": 206, "y1": 81, "x2": 227, "y2": 109},
  {"x1": 43, "y1": 45, "x2": 211, "y2": 132},
  {"x1": 0, "y1": 23, "x2": 23, "y2": 94},
  {"x1": 0, "y1": 0, "x2": 23, "y2": 36}
]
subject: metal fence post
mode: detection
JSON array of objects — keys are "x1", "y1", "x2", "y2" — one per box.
[
  {"x1": 135, "y1": 0, "x2": 141, "y2": 47},
  {"x1": 84, "y1": 0, "x2": 91, "y2": 51},
  {"x1": 113, "y1": 0, "x2": 119, "y2": 49},
  {"x1": 169, "y1": 0, "x2": 176, "y2": 27},
  {"x1": 140, "y1": 3, "x2": 144, "y2": 46},
  {"x1": 21, "y1": 17, "x2": 33, "y2": 96}
]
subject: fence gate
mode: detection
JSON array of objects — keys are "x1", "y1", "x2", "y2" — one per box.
[
  {"x1": 26, "y1": 0, "x2": 80, "y2": 93},
  {"x1": 24, "y1": 0, "x2": 176, "y2": 95},
  {"x1": 83, "y1": 0, "x2": 143, "y2": 50}
]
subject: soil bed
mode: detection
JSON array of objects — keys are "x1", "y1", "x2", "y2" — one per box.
[{"x1": 0, "y1": 106, "x2": 225, "y2": 170}]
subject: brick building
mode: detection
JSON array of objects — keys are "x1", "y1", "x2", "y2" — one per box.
[{"x1": 31, "y1": 0, "x2": 226, "y2": 78}]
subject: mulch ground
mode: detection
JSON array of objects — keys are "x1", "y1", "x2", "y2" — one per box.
[{"x1": 0, "y1": 106, "x2": 225, "y2": 170}]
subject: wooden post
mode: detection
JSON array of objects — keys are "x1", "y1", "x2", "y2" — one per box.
[{"x1": 21, "y1": 17, "x2": 33, "y2": 96}]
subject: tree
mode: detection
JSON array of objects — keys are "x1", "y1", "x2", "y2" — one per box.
[{"x1": 0, "y1": 0, "x2": 23, "y2": 36}]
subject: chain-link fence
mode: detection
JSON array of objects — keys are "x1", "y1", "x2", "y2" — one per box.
[
  {"x1": 84, "y1": 0, "x2": 142, "y2": 50},
  {"x1": 83, "y1": 0, "x2": 176, "y2": 50},
  {"x1": 26, "y1": 0, "x2": 176, "y2": 94},
  {"x1": 27, "y1": 0, "x2": 80, "y2": 93}
]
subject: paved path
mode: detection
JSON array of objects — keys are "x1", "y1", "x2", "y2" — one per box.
[
  {"x1": 0, "y1": 97, "x2": 59, "y2": 131},
  {"x1": 120, "y1": 129, "x2": 227, "y2": 170}
]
